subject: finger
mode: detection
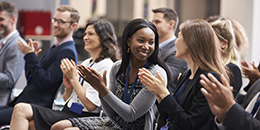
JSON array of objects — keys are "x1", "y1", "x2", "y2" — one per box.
[
  {"x1": 138, "y1": 68, "x2": 155, "y2": 81},
  {"x1": 28, "y1": 39, "x2": 33, "y2": 47},
  {"x1": 177, "y1": 73, "x2": 182, "y2": 81},
  {"x1": 103, "y1": 70, "x2": 107, "y2": 86},
  {"x1": 199, "y1": 79, "x2": 214, "y2": 94},
  {"x1": 241, "y1": 60, "x2": 249, "y2": 67},
  {"x1": 251, "y1": 62, "x2": 257, "y2": 69},
  {"x1": 220, "y1": 74, "x2": 229, "y2": 88},
  {"x1": 156, "y1": 71, "x2": 164, "y2": 82},
  {"x1": 70, "y1": 59, "x2": 76, "y2": 67},
  {"x1": 207, "y1": 73, "x2": 226, "y2": 89}
]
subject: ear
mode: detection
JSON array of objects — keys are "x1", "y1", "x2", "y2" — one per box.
[
  {"x1": 10, "y1": 15, "x2": 16, "y2": 24},
  {"x1": 71, "y1": 22, "x2": 78, "y2": 30},
  {"x1": 127, "y1": 38, "x2": 131, "y2": 47},
  {"x1": 169, "y1": 20, "x2": 175, "y2": 29},
  {"x1": 220, "y1": 39, "x2": 228, "y2": 49}
]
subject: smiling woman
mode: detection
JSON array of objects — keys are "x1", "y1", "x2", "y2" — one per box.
[{"x1": 50, "y1": 18, "x2": 169, "y2": 130}]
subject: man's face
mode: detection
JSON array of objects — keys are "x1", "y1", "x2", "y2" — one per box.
[
  {"x1": 52, "y1": 11, "x2": 73, "y2": 39},
  {"x1": 152, "y1": 12, "x2": 171, "y2": 37},
  {"x1": 0, "y1": 11, "x2": 14, "y2": 37}
]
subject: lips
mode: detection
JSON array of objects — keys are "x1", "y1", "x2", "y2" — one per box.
[{"x1": 139, "y1": 51, "x2": 149, "y2": 57}]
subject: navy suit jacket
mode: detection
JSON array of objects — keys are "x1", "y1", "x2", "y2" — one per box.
[
  {"x1": 158, "y1": 39, "x2": 188, "y2": 93},
  {"x1": 13, "y1": 41, "x2": 77, "y2": 108},
  {"x1": 158, "y1": 68, "x2": 218, "y2": 130},
  {"x1": 0, "y1": 31, "x2": 25, "y2": 106},
  {"x1": 223, "y1": 103, "x2": 260, "y2": 130}
]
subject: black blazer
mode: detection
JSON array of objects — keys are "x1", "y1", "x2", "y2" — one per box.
[
  {"x1": 158, "y1": 68, "x2": 219, "y2": 130},
  {"x1": 227, "y1": 62, "x2": 242, "y2": 97},
  {"x1": 158, "y1": 39, "x2": 188, "y2": 93}
]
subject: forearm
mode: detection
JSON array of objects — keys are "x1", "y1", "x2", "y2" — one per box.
[{"x1": 69, "y1": 78, "x2": 97, "y2": 111}]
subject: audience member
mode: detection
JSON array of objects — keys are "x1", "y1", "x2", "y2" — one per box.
[
  {"x1": 152, "y1": 8, "x2": 188, "y2": 93},
  {"x1": 200, "y1": 73, "x2": 260, "y2": 130},
  {"x1": 138, "y1": 19, "x2": 228, "y2": 130},
  {"x1": 206, "y1": 15, "x2": 249, "y2": 56},
  {"x1": 9, "y1": 19, "x2": 118, "y2": 130},
  {"x1": 228, "y1": 17, "x2": 249, "y2": 55},
  {"x1": 209, "y1": 18, "x2": 242, "y2": 96},
  {"x1": 0, "y1": 5, "x2": 79, "y2": 125},
  {"x1": 241, "y1": 61, "x2": 260, "y2": 92},
  {"x1": 51, "y1": 18, "x2": 168, "y2": 130},
  {"x1": 0, "y1": 1, "x2": 25, "y2": 106}
]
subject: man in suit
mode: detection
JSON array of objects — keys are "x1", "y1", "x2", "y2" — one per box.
[
  {"x1": 152, "y1": 8, "x2": 187, "y2": 93},
  {"x1": 200, "y1": 73, "x2": 260, "y2": 130},
  {"x1": 0, "y1": 1, "x2": 25, "y2": 106},
  {"x1": 0, "y1": 5, "x2": 79, "y2": 125}
]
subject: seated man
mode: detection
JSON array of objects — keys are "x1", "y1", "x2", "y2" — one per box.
[
  {"x1": 0, "y1": 1, "x2": 25, "y2": 106},
  {"x1": 0, "y1": 5, "x2": 79, "y2": 125},
  {"x1": 200, "y1": 73, "x2": 260, "y2": 130}
]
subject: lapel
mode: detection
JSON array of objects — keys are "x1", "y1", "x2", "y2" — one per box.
[
  {"x1": 0, "y1": 32, "x2": 19, "y2": 56},
  {"x1": 242, "y1": 79, "x2": 260, "y2": 108},
  {"x1": 179, "y1": 68, "x2": 203, "y2": 105},
  {"x1": 159, "y1": 39, "x2": 176, "y2": 59}
]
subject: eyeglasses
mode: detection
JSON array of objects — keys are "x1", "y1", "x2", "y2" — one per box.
[{"x1": 51, "y1": 18, "x2": 72, "y2": 24}]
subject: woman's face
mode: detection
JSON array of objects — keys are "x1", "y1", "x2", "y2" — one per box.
[
  {"x1": 83, "y1": 25, "x2": 102, "y2": 53},
  {"x1": 175, "y1": 32, "x2": 188, "y2": 60},
  {"x1": 128, "y1": 27, "x2": 155, "y2": 62}
]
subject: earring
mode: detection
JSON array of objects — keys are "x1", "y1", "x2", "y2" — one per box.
[{"x1": 127, "y1": 47, "x2": 130, "y2": 53}]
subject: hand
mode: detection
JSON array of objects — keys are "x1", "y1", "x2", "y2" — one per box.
[
  {"x1": 138, "y1": 68, "x2": 169, "y2": 103},
  {"x1": 77, "y1": 65, "x2": 109, "y2": 97},
  {"x1": 17, "y1": 39, "x2": 41, "y2": 55},
  {"x1": 241, "y1": 60, "x2": 260, "y2": 83},
  {"x1": 62, "y1": 74, "x2": 73, "y2": 91},
  {"x1": 200, "y1": 73, "x2": 236, "y2": 123},
  {"x1": 32, "y1": 39, "x2": 42, "y2": 56},
  {"x1": 60, "y1": 58, "x2": 77, "y2": 81}
]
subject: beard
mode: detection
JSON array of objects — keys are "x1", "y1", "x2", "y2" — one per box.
[{"x1": 0, "y1": 24, "x2": 10, "y2": 37}]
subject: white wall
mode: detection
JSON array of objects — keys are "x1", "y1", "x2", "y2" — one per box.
[{"x1": 221, "y1": 0, "x2": 260, "y2": 63}]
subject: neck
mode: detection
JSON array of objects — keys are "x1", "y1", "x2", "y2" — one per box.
[
  {"x1": 159, "y1": 32, "x2": 175, "y2": 43},
  {"x1": 129, "y1": 58, "x2": 147, "y2": 71},
  {"x1": 91, "y1": 47, "x2": 102, "y2": 62},
  {"x1": 185, "y1": 56, "x2": 198, "y2": 79},
  {"x1": 56, "y1": 32, "x2": 73, "y2": 43},
  {"x1": 3, "y1": 27, "x2": 15, "y2": 38}
]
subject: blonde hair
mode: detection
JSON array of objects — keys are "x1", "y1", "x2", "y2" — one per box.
[
  {"x1": 210, "y1": 18, "x2": 240, "y2": 65},
  {"x1": 180, "y1": 19, "x2": 229, "y2": 79}
]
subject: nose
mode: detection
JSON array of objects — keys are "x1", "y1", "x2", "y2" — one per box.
[
  {"x1": 83, "y1": 34, "x2": 89, "y2": 41},
  {"x1": 142, "y1": 42, "x2": 149, "y2": 49}
]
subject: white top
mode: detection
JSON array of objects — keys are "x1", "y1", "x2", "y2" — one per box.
[{"x1": 66, "y1": 58, "x2": 113, "y2": 113}]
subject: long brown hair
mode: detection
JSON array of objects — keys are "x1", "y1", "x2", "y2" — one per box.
[{"x1": 180, "y1": 19, "x2": 229, "y2": 79}]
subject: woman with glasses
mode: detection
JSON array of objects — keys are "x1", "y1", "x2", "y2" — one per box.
[{"x1": 10, "y1": 18, "x2": 119, "y2": 130}]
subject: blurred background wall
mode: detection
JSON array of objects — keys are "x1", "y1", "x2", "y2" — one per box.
[{"x1": 1, "y1": 0, "x2": 259, "y2": 64}]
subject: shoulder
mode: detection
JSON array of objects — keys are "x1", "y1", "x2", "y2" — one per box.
[
  {"x1": 227, "y1": 62, "x2": 241, "y2": 72},
  {"x1": 80, "y1": 58, "x2": 92, "y2": 66},
  {"x1": 110, "y1": 60, "x2": 122, "y2": 73}
]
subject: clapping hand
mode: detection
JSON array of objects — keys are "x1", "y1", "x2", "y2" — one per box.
[
  {"x1": 77, "y1": 65, "x2": 109, "y2": 97},
  {"x1": 200, "y1": 73, "x2": 236, "y2": 123},
  {"x1": 17, "y1": 39, "x2": 42, "y2": 55}
]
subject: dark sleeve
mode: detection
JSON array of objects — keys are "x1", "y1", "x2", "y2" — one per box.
[
  {"x1": 227, "y1": 63, "x2": 242, "y2": 97},
  {"x1": 158, "y1": 72, "x2": 219, "y2": 130},
  {"x1": 24, "y1": 48, "x2": 76, "y2": 90},
  {"x1": 223, "y1": 103, "x2": 260, "y2": 130}
]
